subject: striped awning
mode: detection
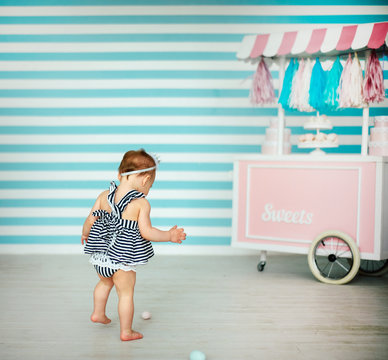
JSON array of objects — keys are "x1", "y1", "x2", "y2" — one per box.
[{"x1": 237, "y1": 22, "x2": 388, "y2": 60}]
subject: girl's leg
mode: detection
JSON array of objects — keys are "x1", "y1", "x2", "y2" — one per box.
[
  {"x1": 91, "y1": 273, "x2": 114, "y2": 324},
  {"x1": 112, "y1": 270, "x2": 143, "y2": 341}
]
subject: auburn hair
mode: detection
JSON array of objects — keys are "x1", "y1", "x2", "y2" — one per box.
[{"x1": 118, "y1": 149, "x2": 156, "y2": 177}]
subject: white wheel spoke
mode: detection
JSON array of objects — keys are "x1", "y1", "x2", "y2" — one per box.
[
  {"x1": 335, "y1": 260, "x2": 350, "y2": 273},
  {"x1": 327, "y1": 263, "x2": 334, "y2": 278}
]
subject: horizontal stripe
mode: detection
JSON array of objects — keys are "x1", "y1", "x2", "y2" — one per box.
[
  {"x1": 0, "y1": 116, "x2": 371, "y2": 127},
  {"x1": 0, "y1": 235, "x2": 231, "y2": 246},
  {"x1": 0, "y1": 189, "x2": 232, "y2": 200},
  {"x1": 0, "y1": 144, "x2": 364, "y2": 153},
  {"x1": 0, "y1": 144, "x2": 259, "y2": 153},
  {"x1": 0, "y1": 162, "x2": 234, "y2": 171},
  {"x1": 0, "y1": 60, "x2": 256, "y2": 71},
  {"x1": 1, "y1": 78, "x2": 386, "y2": 91},
  {"x1": 0, "y1": 125, "x2": 265, "y2": 134},
  {"x1": 0, "y1": 89, "x2": 250, "y2": 98},
  {"x1": 0, "y1": 79, "x2": 256, "y2": 89},
  {"x1": 0, "y1": 125, "x2": 367, "y2": 135},
  {"x1": 0, "y1": 34, "x2": 245, "y2": 42},
  {"x1": 0, "y1": 68, "x2": 385, "y2": 79},
  {"x1": 1, "y1": 5, "x2": 386, "y2": 16},
  {"x1": 0, "y1": 133, "x2": 372, "y2": 144},
  {"x1": 1, "y1": 15, "x2": 387, "y2": 24},
  {"x1": 0, "y1": 23, "x2": 382, "y2": 35},
  {"x1": 0, "y1": 70, "x2": 253, "y2": 79},
  {"x1": 1, "y1": 108, "x2": 387, "y2": 117},
  {"x1": 0, "y1": 181, "x2": 232, "y2": 190},
  {"x1": 0, "y1": 199, "x2": 232, "y2": 208},
  {"x1": 0, "y1": 133, "x2": 265, "y2": 144},
  {"x1": 0, "y1": 152, "x2": 249, "y2": 163},
  {"x1": 0, "y1": 42, "x2": 241, "y2": 53},
  {"x1": 1, "y1": 98, "x2": 386, "y2": 108},
  {"x1": 0, "y1": 52, "x2": 237, "y2": 60},
  {"x1": 0, "y1": 217, "x2": 231, "y2": 227},
  {"x1": 1, "y1": 1, "x2": 386, "y2": 6},
  {"x1": 0, "y1": 225, "x2": 230, "y2": 236},
  {"x1": 0, "y1": 207, "x2": 233, "y2": 218},
  {"x1": 0, "y1": 108, "x2": 279, "y2": 116}
]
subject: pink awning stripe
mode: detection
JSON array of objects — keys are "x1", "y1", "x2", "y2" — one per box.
[
  {"x1": 305, "y1": 28, "x2": 327, "y2": 54},
  {"x1": 250, "y1": 34, "x2": 270, "y2": 58},
  {"x1": 238, "y1": 22, "x2": 388, "y2": 60},
  {"x1": 367, "y1": 22, "x2": 388, "y2": 49},
  {"x1": 335, "y1": 25, "x2": 357, "y2": 51},
  {"x1": 277, "y1": 31, "x2": 297, "y2": 56}
]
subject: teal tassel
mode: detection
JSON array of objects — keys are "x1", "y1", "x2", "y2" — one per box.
[
  {"x1": 323, "y1": 56, "x2": 343, "y2": 110},
  {"x1": 278, "y1": 58, "x2": 296, "y2": 110},
  {"x1": 309, "y1": 58, "x2": 327, "y2": 112}
]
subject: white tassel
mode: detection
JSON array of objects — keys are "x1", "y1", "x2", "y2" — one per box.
[
  {"x1": 349, "y1": 52, "x2": 365, "y2": 107},
  {"x1": 289, "y1": 58, "x2": 305, "y2": 110},
  {"x1": 298, "y1": 58, "x2": 314, "y2": 112}
]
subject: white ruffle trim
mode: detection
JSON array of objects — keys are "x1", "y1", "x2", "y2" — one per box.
[{"x1": 89, "y1": 253, "x2": 146, "y2": 272}]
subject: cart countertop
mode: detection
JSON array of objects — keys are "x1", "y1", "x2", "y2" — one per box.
[{"x1": 234, "y1": 154, "x2": 388, "y2": 163}]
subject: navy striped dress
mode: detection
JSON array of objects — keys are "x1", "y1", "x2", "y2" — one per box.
[{"x1": 84, "y1": 182, "x2": 154, "y2": 270}]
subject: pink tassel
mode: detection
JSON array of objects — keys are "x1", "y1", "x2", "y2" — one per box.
[
  {"x1": 363, "y1": 51, "x2": 385, "y2": 104},
  {"x1": 349, "y1": 52, "x2": 364, "y2": 107},
  {"x1": 250, "y1": 58, "x2": 276, "y2": 105},
  {"x1": 339, "y1": 53, "x2": 365, "y2": 108},
  {"x1": 339, "y1": 54, "x2": 353, "y2": 108}
]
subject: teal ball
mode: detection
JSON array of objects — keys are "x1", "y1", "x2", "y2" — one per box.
[{"x1": 190, "y1": 350, "x2": 206, "y2": 360}]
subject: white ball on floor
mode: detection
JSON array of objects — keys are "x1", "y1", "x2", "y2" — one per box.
[
  {"x1": 190, "y1": 350, "x2": 206, "y2": 360},
  {"x1": 141, "y1": 311, "x2": 151, "y2": 320}
]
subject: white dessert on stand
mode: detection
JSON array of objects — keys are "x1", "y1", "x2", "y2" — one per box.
[
  {"x1": 261, "y1": 118, "x2": 292, "y2": 155},
  {"x1": 298, "y1": 114, "x2": 338, "y2": 155},
  {"x1": 369, "y1": 116, "x2": 388, "y2": 156}
]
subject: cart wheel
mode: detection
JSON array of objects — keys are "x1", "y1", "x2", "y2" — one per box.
[
  {"x1": 307, "y1": 230, "x2": 360, "y2": 285},
  {"x1": 358, "y1": 259, "x2": 388, "y2": 277},
  {"x1": 257, "y1": 261, "x2": 266, "y2": 272}
]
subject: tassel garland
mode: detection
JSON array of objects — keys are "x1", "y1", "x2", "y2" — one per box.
[
  {"x1": 250, "y1": 58, "x2": 276, "y2": 105},
  {"x1": 363, "y1": 50, "x2": 385, "y2": 103},
  {"x1": 250, "y1": 51, "x2": 383, "y2": 111}
]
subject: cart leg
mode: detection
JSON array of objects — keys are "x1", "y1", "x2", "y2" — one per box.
[{"x1": 257, "y1": 251, "x2": 267, "y2": 272}]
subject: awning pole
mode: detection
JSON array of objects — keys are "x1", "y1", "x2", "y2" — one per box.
[
  {"x1": 277, "y1": 56, "x2": 286, "y2": 155},
  {"x1": 361, "y1": 106, "x2": 369, "y2": 156},
  {"x1": 361, "y1": 50, "x2": 371, "y2": 156}
]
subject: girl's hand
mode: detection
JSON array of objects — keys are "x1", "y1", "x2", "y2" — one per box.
[
  {"x1": 81, "y1": 235, "x2": 88, "y2": 245},
  {"x1": 169, "y1": 225, "x2": 186, "y2": 244}
]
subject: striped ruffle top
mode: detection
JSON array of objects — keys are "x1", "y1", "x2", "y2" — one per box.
[{"x1": 84, "y1": 182, "x2": 154, "y2": 268}]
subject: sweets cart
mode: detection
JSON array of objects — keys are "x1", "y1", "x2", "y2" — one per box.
[
  {"x1": 232, "y1": 154, "x2": 388, "y2": 285},
  {"x1": 232, "y1": 23, "x2": 388, "y2": 284}
]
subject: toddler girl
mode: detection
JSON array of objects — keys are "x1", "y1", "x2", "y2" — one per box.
[{"x1": 81, "y1": 149, "x2": 186, "y2": 341}]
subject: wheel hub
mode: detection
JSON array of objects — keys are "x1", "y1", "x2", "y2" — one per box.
[{"x1": 328, "y1": 254, "x2": 337, "y2": 262}]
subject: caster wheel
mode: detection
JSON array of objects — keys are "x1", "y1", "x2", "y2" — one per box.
[
  {"x1": 359, "y1": 259, "x2": 388, "y2": 277},
  {"x1": 257, "y1": 261, "x2": 266, "y2": 272},
  {"x1": 308, "y1": 230, "x2": 360, "y2": 285}
]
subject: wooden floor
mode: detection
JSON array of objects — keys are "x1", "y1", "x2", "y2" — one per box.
[{"x1": 0, "y1": 253, "x2": 387, "y2": 360}]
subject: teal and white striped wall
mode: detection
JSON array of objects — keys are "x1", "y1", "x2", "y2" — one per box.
[{"x1": 0, "y1": 1, "x2": 387, "y2": 253}]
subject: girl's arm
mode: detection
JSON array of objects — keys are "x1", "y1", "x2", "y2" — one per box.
[
  {"x1": 138, "y1": 198, "x2": 186, "y2": 243},
  {"x1": 81, "y1": 190, "x2": 108, "y2": 245}
]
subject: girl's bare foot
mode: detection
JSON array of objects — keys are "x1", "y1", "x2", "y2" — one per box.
[
  {"x1": 90, "y1": 313, "x2": 111, "y2": 324},
  {"x1": 120, "y1": 330, "x2": 143, "y2": 342}
]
